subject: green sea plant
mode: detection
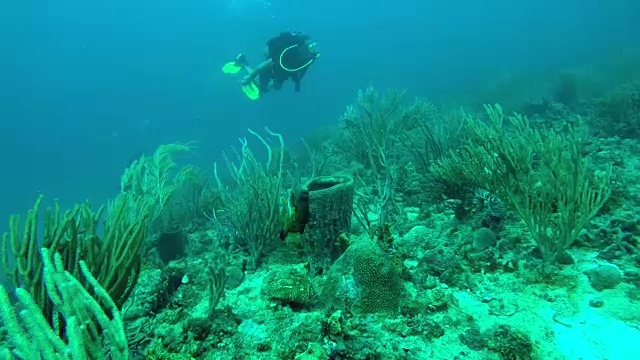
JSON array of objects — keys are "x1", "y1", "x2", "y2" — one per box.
[
  {"x1": 589, "y1": 81, "x2": 640, "y2": 138},
  {"x1": 213, "y1": 128, "x2": 286, "y2": 268},
  {"x1": 120, "y1": 142, "x2": 194, "y2": 231},
  {"x1": 431, "y1": 104, "x2": 612, "y2": 265},
  {"x1": 2, "y1": 192, "x2": 148, "y2": 324},
  {"x1": 0, "y1": 248, "x2": 128, "y2": 359}
]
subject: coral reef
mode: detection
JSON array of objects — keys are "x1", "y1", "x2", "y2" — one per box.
[{"x1": 3, "y1": 71, "x2": 640, "y2": 360}]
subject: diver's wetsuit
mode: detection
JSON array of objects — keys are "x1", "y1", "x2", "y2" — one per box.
[{"x1": 257, "y1": 32, "x2": 318, "y2": 93}]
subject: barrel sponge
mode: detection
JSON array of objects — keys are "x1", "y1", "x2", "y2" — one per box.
[{"x1": 303, "y1": 174, "x2": 354, "y2": 262}]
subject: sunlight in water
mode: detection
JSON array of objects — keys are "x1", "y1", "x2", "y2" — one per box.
[{"x1": 226, "y1": 0, "x2": 274, "y2": 18}]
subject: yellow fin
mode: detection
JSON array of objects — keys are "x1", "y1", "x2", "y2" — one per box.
[
  {"x1": 222, "y1": 62, "x2": 242, "y2": 74},
  {"x1": 242, "y1": 83, "x2": 260, "y2": 100}
]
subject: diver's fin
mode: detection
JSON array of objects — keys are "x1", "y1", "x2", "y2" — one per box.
[
  {"x1": 242, "y1": 82, "x2": 260, "y2": 100},
  {"x1": 222, "y1": 62, "x2": 242, "y2": 74},
  {"x1": 221, "y1": 54, "x2": 248, "y2": 74}
]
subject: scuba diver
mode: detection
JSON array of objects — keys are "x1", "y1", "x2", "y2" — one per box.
[{"x1": 222, "y1": 31, "x2": 320, "y2": 100}]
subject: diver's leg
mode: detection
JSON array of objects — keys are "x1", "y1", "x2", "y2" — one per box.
[
  {"x1": 258, "y1": 72, "x2": 271, "y2": 93},
  {"x1": 242, "y1": 66, "x2": 254, "y2": 76},
  {"x1": 272, "y1": 78, "x2": 284, "y2": 90},
  {"x1": 234, "y1": 54, "x2": 252, "y2": 76},
  {"x1": 235, "y1": 53, "x2": 249, "y2": 67}
]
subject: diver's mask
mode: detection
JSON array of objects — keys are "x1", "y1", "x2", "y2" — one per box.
[
  {"x1": 298, "y1": 40, "x2": 318, "y2": 61},
  {"x1": 306, "y1": 40, "x2": 317, "y2": 53}
]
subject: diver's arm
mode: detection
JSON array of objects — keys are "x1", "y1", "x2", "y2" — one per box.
[
  {"x1": 297, "y1": 67, "x2": 309, "y2": 80},
  {"x1": 292, "y1": 64, "x2": 313, "y2": 92}
]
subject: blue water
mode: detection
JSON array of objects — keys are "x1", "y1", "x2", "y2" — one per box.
[{"x1": 0, "y1": 0, "x2": 638, "y2": 222}]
